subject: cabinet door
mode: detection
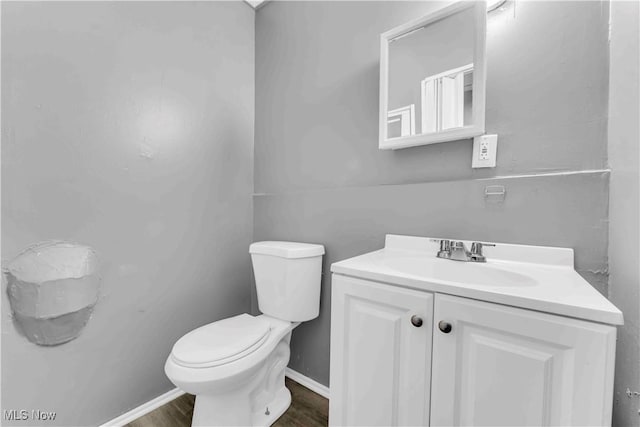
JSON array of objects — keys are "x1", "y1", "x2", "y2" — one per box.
[
  {"x1": 430, "y1": 294, "x2": 617, "y2": 426},
  {"x1": 329, "y1": 275, "x2": 433, "y2": 426}
]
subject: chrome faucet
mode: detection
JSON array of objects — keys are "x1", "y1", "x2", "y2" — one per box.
[{"x1": 431, "y1": 239, "x2": 495, "y2": 262}]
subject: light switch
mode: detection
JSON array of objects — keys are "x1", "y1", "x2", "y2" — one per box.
[{"x1": 472, "y1": 134, "x2": 498, "y2": 168}]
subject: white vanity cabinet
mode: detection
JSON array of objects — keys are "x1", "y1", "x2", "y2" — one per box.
[
  {"x1": 329, "y1": 275, "x2": 434, "y2": 427},
  {"x1": 329, "y1": 275, "x2": 617, "y2": 427},
  {"x1": 431, "y1": 293, "x2": 616, "y2": 427}
]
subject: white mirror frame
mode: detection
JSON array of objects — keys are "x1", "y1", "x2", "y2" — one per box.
[{"x1": 379, "y1": 1, "x2": 487, "y2": 150}]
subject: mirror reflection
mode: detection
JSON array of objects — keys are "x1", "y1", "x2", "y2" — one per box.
[{"x1": 387, "y1": 6, "x2": 476, "y2": 139}]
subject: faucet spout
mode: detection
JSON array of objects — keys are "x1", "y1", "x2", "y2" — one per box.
[{"x1": 449, "y1": 241, "x2": 471, "y2": 261}]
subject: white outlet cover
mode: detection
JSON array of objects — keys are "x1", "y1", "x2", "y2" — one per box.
[{"x1": 472, "y1": 134, "x2": 498, "y2": 168}]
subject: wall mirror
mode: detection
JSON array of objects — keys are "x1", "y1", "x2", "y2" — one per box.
[{"x1": 379, "y1": 2, "x2": 487, "y2": 150}]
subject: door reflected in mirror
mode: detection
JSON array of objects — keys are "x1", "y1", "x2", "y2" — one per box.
[
  {"x1": 420, "y1": 65, "x2": 473, "y2": 134},
  {"x1": 380, "y1": 2, "x2": 486, "y2": 149}
]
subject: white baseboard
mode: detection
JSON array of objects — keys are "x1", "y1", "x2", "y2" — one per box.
[
  {"x1": 99, "y1": 368, "x2": 328, "y2": 427},
  {"x1": 99, "y1": 387, "x2": 185, "y2": 427},
  {"x1": 285, "y1": 367, "x2": 330, "y2": 399}
]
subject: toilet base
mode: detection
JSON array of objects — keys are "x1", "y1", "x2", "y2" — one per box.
[
  {"x1": 191, "y1": 385, "x2": 292, "y2": 427},
  {"x1": 251, "y1": 386, "x2": 292, "y2": 426}
]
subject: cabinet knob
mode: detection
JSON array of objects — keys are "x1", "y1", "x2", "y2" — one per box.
[
  {"x1": 410, "y1": 315, "x2": 423, "y2": 327},
  {"x1": 438, "y1": 321, "x2": 452, "y2": 333}
]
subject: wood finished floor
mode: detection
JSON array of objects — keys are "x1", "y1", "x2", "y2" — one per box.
[{"x1": 126, "y1": 378, "x2": 328, "y2": 427}]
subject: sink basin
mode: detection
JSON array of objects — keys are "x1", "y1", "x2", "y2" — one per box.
[{"x1": 382, "y1": 255, "x2": 538, "y2": 288}]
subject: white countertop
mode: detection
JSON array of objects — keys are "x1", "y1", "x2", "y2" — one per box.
[{"x1": 330, "y1": 235, "x2": 623, "y2": 326}]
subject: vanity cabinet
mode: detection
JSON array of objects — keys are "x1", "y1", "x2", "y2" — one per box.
[
  {"x1": 329, "y1": 275, "x2": 617, "y2": 427},
  {"x1": 329, "y1": 275, "x2": 433, "y2": 427},
  {"x1": 431, "y1": 293, "x2": 616, "y2": 427}
]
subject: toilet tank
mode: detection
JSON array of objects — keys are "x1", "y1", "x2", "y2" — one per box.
[{"x1": 249, "y1": 241, "x2": 324, "y2": 322}]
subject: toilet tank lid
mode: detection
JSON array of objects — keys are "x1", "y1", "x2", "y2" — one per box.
[{"x1": 250, "y1": 241, "x2": 325, "y2": 259}]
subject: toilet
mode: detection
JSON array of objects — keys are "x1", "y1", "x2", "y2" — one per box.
[{"x1": 164, "y1": 241, "x2": 325, "y2": 427}]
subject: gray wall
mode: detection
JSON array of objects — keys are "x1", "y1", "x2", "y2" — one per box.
[
  {"x1": 254, "y1": 0, "x2": 611, "y2": 391},
  {"x1": 1, "y1": 2, "x2": 254, "y2": 425},
  {"x1": 608, "y1": 1, "x2": 640, "y2": 425}
]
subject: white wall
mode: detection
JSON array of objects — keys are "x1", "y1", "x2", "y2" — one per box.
[
  {"x1": 1, "y1": 2, "x2": 254, "y2": 425},
  {"x1": 608, "y1": 1, "x2": 640, "y2": 425}
]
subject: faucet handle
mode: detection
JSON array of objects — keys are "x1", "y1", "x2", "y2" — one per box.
[
  {"x1": 431, "y1": 239, "x2": 451, "y2": 259},
  {"x1": 470, "y1": 242, "x2": 495, "y2": 262},
  {"x1": 430, "y1": 239, "x2": 451, "y2": 251},
  {"x1": 470, "y1": 242, "x2": 495, "y2": 253}
]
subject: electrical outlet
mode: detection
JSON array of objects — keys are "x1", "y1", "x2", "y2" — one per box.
[
  {"x1": 480, "y1": 140, "x2": 490, "y2": 160},
  {"x1": 472, "y1": 134, "x2": 498, "y2": 168}
]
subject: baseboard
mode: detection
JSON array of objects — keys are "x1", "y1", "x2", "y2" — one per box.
[
  {"x1": 285, "y1": 367, "x2": 330, "y2": 399},
  {"x1": 99, "y1": 387, "x2": 185, "y2": 427}
]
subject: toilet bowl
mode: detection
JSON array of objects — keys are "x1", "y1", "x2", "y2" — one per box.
[{"x1": 165, "y1": 241, "x2": 324, "y2": 427}]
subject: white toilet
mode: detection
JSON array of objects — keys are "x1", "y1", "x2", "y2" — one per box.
[{"x1": 165, "y1": 241, "x2": 325, "y2": 427}]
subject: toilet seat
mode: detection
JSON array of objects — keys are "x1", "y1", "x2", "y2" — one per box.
[{"x1": 170, "y1": 314, "x2": 271, "y2": 368}]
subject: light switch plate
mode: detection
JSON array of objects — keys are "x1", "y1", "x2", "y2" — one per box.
[{"x1": 472, "y1": 134, "x2": 498, "y2": 168}]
